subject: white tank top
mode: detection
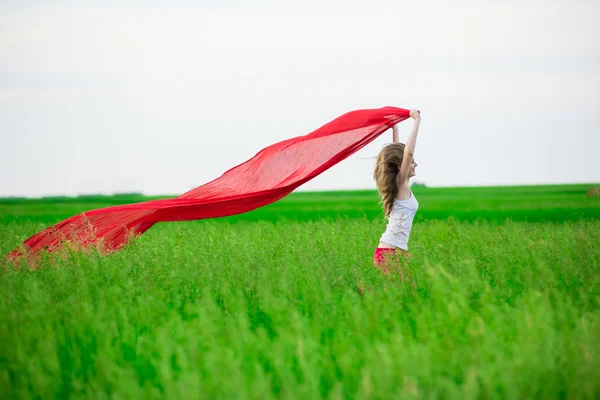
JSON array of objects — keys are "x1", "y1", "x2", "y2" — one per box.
[{"x1": 379, "y1": 190, "x2": 419, "y2": 251}]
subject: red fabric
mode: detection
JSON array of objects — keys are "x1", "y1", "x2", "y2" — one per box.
[{"x1": 7, "y1": 107, "x2": 411, "y2": 262}]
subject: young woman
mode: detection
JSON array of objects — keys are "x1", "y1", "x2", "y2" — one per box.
[{"x1": 373, "y1": 109, "x2": 421, "y2": 270}]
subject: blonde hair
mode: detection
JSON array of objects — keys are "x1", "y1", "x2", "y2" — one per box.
[{"x1": 373, "y1": 143, "x2": 405, "y2": 218}]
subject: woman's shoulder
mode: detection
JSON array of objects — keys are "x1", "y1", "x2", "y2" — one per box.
[{"x1": 394, "y1": 192, "x2": 413, "y2": 202}]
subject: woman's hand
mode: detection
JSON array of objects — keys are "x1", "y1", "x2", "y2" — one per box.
[{"x1": 410, "y1": 109, "x2": 421, "y2": 121}]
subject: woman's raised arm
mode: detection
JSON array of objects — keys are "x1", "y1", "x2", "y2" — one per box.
[{"x1": 398, "y1": 109, "x2": 421, "y2": 182}]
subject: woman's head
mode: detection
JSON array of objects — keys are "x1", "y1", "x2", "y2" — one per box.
[{"x1": 373, "y1": 143, "x2": 418, "y2": 216}]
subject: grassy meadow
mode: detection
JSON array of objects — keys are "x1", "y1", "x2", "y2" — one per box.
[{"x1": 1, "y1": 184, "x2": 599, "y2": 399}]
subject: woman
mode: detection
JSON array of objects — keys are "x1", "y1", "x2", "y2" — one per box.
[{"x1": 373, "y1": 109, "x2": 421, "y2": 274}]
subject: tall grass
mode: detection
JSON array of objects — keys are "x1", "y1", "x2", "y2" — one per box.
[{"x1": 1, "y1": 217, "x2": 599, "y2": 399}]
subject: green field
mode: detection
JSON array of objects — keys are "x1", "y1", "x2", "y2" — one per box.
[{"x1": 1, "y1": 184, "x2": 599, "y2": 399}]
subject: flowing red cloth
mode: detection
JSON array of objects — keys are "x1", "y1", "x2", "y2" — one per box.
[{"x1": 7, "y1": 107, "x2": 411, "y2": 262}]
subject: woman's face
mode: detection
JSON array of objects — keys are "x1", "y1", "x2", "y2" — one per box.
[{"x1": 409, "y1": 159, "x2": 418, "y2": 177}]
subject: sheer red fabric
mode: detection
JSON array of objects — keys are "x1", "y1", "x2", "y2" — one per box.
[{"x1": 7, "y1": 107, "x2": 411, "y2": 262}]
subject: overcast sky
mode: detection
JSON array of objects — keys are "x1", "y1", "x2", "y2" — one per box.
[{"x1": 1, "y1": 0, "x2": 598, "y2": 197}]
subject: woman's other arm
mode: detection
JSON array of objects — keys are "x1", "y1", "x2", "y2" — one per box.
[{"x1": 392, "y1": 124, "x2": 399, "y2": 143}]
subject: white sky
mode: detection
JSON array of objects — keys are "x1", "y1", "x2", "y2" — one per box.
[{"x1": 1, "y1": 0, "x2": 599, "y2": 197}]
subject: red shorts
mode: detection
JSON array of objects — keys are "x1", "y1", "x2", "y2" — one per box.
[{"x1": 373, "y1": 247, "x2": 412, "y2": 267}]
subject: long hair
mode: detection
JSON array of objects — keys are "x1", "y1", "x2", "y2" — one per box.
[{"x1": 373, "y1": 143, "x2": 405, "y2": 218}]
